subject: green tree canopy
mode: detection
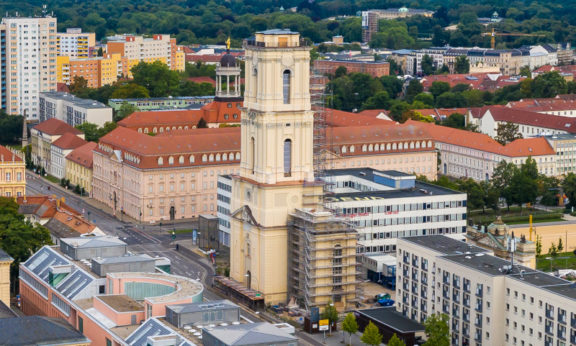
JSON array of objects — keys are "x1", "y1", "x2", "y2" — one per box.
[
  {"x1": 495, "y1": 122, "x2": 523, "y2": 145},
  {"x1": 114, "y1": 102, "x2": 139, "y2": 122},
  {"x1": 361, "y1": 321, "x2": 383, "y2": 346},
  {"x1": 321, "y1": 301, "x2": 339, "y2": 325},
  {"x1": 454, "y1": 55, "x2": 470, "y2": 74},
  {"x1": 388, "y1": 333, "x2": 407, "y2": 346},
  {"x1": 110, "y1": 82, "x2": 150, "y2": 99},
  {"x1": 421, "y1": 54, "x2": 435, "y2": 76},
  {"x1": 342, "y1": 313, "x2": 358, "y2": 346},
  {"x1": 423, "y1": 313, "x2": 450, "y2": 346},
  {"x1": 429, "y1": 81, "x2": 451, "y2": 99},
  {"x1": 532, "y1": 71, "x2": 568, "y2": 98},
  {"x1": 131, "y1": 61, "x2": 180, "y2": 97}
]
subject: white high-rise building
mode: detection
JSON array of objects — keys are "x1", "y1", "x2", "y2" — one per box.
[{"x1": 1, "y1": 16, "x2": 58, "y2": 119}]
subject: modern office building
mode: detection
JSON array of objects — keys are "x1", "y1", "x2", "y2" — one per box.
[
  {"x1": 57, "y1": 28, "x2": 96, "y2": 59},
  {"x1": 397, "y1": 235, "x2": 576, "y2": 346},
  {"x1": 324, "y1": 169, "x2": 468, "y2": 254},
  {"x1": 0, "y1": 145, "x2": 25, "y2": 198},
  {"x1": 39, "y1": 92, "x2": 112, "y2": 126},
  {"x1": 108, "y1": 96, "x2": 214, "y2": 112},
  {"x1": 1, "y1": 16, "x2": 58, "y2": 119}
]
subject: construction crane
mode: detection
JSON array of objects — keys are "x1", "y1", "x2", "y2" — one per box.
[{"x1": 483, "y1": 28, "x2": 546, "y2": 49}]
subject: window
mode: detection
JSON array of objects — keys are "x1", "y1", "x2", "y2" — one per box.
[
  {"x1": 284, "y1": 139, "x2": 292, "y2": 177},
  {"x1": 106, "y1": 338, "x2": 111, "y2": 346},
  {"x1": 283, "y1": 70, "x2": 291, "y2": 104},
  {"x1": 250, "y1": 137, "x2": 255, "y2": 174},
  {"x1": 157, "y1": 157, "x2": 163, "y2": 165},
  {"x1": 78, "y1": 317, "x2": 83, "y2": 333}
]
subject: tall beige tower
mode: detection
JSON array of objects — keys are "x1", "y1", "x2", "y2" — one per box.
[{"x1": 229, "y1": 30, "x2": 323, "y2": 304}]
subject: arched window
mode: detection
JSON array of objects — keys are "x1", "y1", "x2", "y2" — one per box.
[
  {"x1": 235, "y1": 152, "x2": 240, "y2": 160},
  {"x1": 184, "y1": 126, "x2": 189, "y2": 130},
  {"x1": 179, "y1": 156, "x2": 184, "y2": 164},
  {"x1": 233, "y1": 114, "x2": 238, "y2": 119},
  {"x1": 189, "y1": 155, "x2": 195, "y2": 163},
  {"x1": 421, "y1": 141, "x2": 426, "y2": 148},
  {"x1": 223, "y1": 153, "x2": 228, "y2": 161},
  {"x1": 159, "y1": 127, "x2": 163, "y2": 133},
  {"x1": 386, "y1": 143, "x2": 391, "y2": 150},
  {"x1": 392, "y1": 143, "x2": 397, "y2": 150},
  {"x1": 216, "y1": 154, "x2": 221, "y2": 161},
  {"x1": 374, "y1": 144, "x2": 379, "y2": 151},
  {"x1": 138, "y1": 128, "x2": 142, "y2": 133},
  {"x1": 158, "y1": 157, "x2": 164, "y2": 165},
  {"x1": 415, "y1": 142, "x2": 420, "y2": 149},
  {"x1": 284, "y1": 139, "x2": 292, "y2": 177},
  {"x1": 428, "y1": 140, "x2": 433, "y2": 148},
  {"x1": 250, "y1": 138, "x2": 255, "y2": 174},
  {"x1": 283, "y1": 70, "x2": 291, "y2": 104},
  {"x1": 153, "y1": 127, "x2": 158, "y2": 133},
  {"x1": 202, "y1": 154, "x2": 207, "y2": 162},
  {"x1": 172, "y1": 126, "x2": 176, "y2": 130},
  {"x1": 362, "y1": 144, "x2": 367, "y2": 152},
  {"x1": 398, "y1": 143, "x2": 403, "y2": 150},
  {"x1": 368, "y1": 144, "x2": 374, "y2": 152},
  {"x1": 410, "y1": 142, "x2": 414, "y2": 149},
  {"x1": 168, "y1": 156, "x2": 174, "y2": 165},
  {"x1": 144, "y1": 128, "x2": 149, "y2": 133},
  {"x1": 342, "y1": 146, "x2": 347, "y2": 154},
  {"x1": 178, "y1": 126, "x2": 182, "y2": 130},
  {"x1": 253, "y1": 68, "x2": 258, "y2": 98},
  {"x1": 350, "y1": 145, "x2": 355, "y2": 153},
  {"x1": 209, "y1": 154, "x2": 214, "y2": 162}
]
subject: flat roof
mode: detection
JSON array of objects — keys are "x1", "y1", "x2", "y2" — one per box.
[
  {"x1": 402, "y1": 235, "x2": 488, "y2": 255},
  {"x1": 542, "y1": 284, "x2": 576, "y2": 300},
  {"x1": 167, "y1": 300, "x2": 238, "y2": 314},
  {"x1": 40, "y1": 92, "x2": 109, "y2": 109},
  {"x1": 92, "y1": 254, "x2": 154, "y2": 265},
  {"x1": 440, "y1": 253, "x2": 534, "y2": 277},
  {"x1": 257, "y1": 29, "x2": 298, "y2": 35},
  {"x1": 356, "y1": 307, "x2": 425, "y2": 333},
  {"x1": 98, "y1": 295, "x2": 144, "y2": 312},
  {"x1": 508, "y1": 271, "x2": 571, "y2": 287}
]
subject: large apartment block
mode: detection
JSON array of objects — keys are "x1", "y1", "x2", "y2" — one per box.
[
  {"x1": 397, "y1": 235, "x2": 576, "y2": 346},
  {"x1": 1, "y1": 16, "x2": 57, "y2": 119},
  {"x1": 57, "y1": 28, "x2": 96, "y2": 59}
]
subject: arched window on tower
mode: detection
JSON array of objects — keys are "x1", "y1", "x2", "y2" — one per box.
[
  {"x1": 284, "y1": 139, "x2": 292, "y2": 177},
  {"x1": 283, "y1": 70, "x2": 291, "y2": 104}
]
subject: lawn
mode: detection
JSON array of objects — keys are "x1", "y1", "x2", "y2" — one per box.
[
  {"x1": 536, "y1": 252, "x2": 576, "y2": 272},
  {"x1": 468, "y1": 207, "x2": 564, "y2": 226},
  {"x1": 44, "y1": 174, "x2": 60, "y2": 184}
]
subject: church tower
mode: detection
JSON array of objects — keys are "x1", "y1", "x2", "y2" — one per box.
[{"x1": 229, "y1": 30, "x2": 323, "y2": 304}]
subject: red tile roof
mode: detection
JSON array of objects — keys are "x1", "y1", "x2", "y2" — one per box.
[
  {"x1": 500, "y1": 137, "x2": 555, "y2": 156},
  {"x1": 0, "y1": 145, "x2": 22, "y2": 162},
  {"x1": 356, "y1": 109, "x2": 391, "y2": 119},
  {"x1": 96, "y1": 126, "x2": 241, "y2": 169},
  {"x1": 406, "y1": 120, "x2": 555, "y2": 157},
  {"x1": 66, "y1": 142, "x2": 97, "y2": 169},
  {"x1": 483, "y1": 107, "x2": 576, "y2": 133},
  {"x1": 33, "y1": 118, "x2": 82, "y2": 136},
  {"x1": 52, "y1": 132, "x2": 87, "y2": 150},
  {"x1": 16, "y1": 196, "x2": 81, "y2": 219},
  {"x1": 327, "y1": 109, "x2": 393, "y2": 127},
  {"x1": 506, "y1": 98, "x2": 576, "y2": 113},
  {"x1": 187, "y1": 76, "x2": 216, "y2": 86},
  {"x1": 420, "y1": 73, "x2": 524, "y2": 92}
]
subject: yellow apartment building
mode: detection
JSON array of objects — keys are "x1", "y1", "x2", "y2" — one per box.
[
  {"x1": 65, "y1": 142, "x2": 97, "y2": 195},
  {"x1": 0, "y1": 145, "x2": 25, "y2": 198}
]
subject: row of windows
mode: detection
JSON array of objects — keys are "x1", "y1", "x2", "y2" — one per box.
[
  {"x1": 157, "y1": 153, "x2": 240, "y2": 166},
  {"x1": 341, "y1": 140, "x2": 434, "y2": 154}
]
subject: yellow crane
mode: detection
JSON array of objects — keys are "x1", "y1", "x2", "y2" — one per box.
[{"x1": 483, "y1": 28, "x2": 546, "y2": 49}]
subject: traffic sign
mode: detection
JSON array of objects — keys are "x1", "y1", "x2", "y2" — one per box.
[{"x1": 319, "y1": 319, "x2": 329, "y2": 331}]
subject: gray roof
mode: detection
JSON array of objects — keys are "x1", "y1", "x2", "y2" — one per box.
[
  {"x1": 0, "y1": 248, "x2": 13, "y2": 262},
  {"x1": 0, "y1": 316, "x2": 90, "y2": 345},
  {"x1": 23, "y1": 246, "x2": 96, "y2": 299},
  {"x1": 167, "y1": 300, "x2": 238, "y2": 314},
  {"x1": 0, "y1": 301, "x2": 17, "y2": 319},
  {"x1": 60, "y1": 236, "x2": 126, "y2": 249},
  {"x1": 40, "y1": 92, "x2": 110, "y2": 109},
  {"x1": 257, "y1": 29, "x2": 298, "y2": 35},
  {"x1": 402, "y1": 235, "x2": 488, "y2": 255},
  {"x1": 44, "y1": 218, "x2": 82, "y2": 239},
  {"x1": 356, "y1": 307, "x2": 425, "y2": 333},
  {"x1": 92, "y1": 254, "x2": 154, "y2": 264},
  {"x1": 204, "y1": 322, "x2": 297, "y2": 345},
  {"x1": 126, "y1": 318, "x2": 194, "y2": 346}
]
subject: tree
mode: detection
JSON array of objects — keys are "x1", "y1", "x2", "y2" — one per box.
[
  {"x1": 520, "y1": 66, "x2": 532, "y2": 78},
  {"x1": 536, "y1": 235, "x2": 542, "y2": 256},
  {"x1": 110, "y1": 82, "x2": 150, "y2": 99},
  {"x1": 114, "y1": 102, "x2": 139, "y2": 122},
  {"x1": 388, "y1": 334, "x2": 406, "y2": 346},
  {"x1": 429, "y1": 81, "x2": 451, "y2": 100},
  {"x1": 421, "y1": 54, "x2": 435, "y2": 75},
  {"x1": 131, "y1": 61, "x2": 180, "y2": 97},
  {"x1": 405, "y1": 79, "x2": 423, "y2": 103},
  {"x1": 197, "y1": 118, "x2": 208, "y2": 128},
  {"x1": 0, "y1": 112, "x2": 23, "y2": 145},
  {"x1": 75, "y1": 122, "x2": 100, "y2": 142},
  {"x1": 492, "y1": 161, "x2": 519, "y2": 210},
  {"x1": 558, "y1": 237, "x2": 564, "y2": 252},
  {"x1": 423, "y1": 313, "x2": 450, "y2": 346},
  {"x1": 495, "y1": 122, "x2": 523, "y2": 145},
  {"x1": 361, "y1": 321, "x2": 382, "y2": 346},
  {"x1": 342, "y1": 313, "x2": 358, "y2": 346},
  {"x1": 334, "y1": 66, "x2": 347, "y2": 78},
  {"x1": 413, "y1": 93, "x2": 434, "y2": 107},
  {"x1": 481, "y1": 181, "x2": 500, "y2": 212},
  {"x1": 362, "y1": 91, "x2": 391, "y2": 110},
  {"x1": 562, "y1": 173, "x2": 576, "y2": 209},
  {"x1": 69, "y1": 76, "x2": 89, "y2": 94},
  {"x1": 548, "y1": 242, "x2": 558, "y2": 257},
  {"x1": 380, "y1": 76, "x2": 403, "y2": 98},
  {"x1": 532, "y1": 71, "x2": 568, "y2": 98},
  {"x1": 454, "y1": 56, "x2": 470, "y2": 74},
  {"x1": 435, "y1": 92, "x2": 467, "y2": 108},
  {"x1": 443, "y1": 113, "x2": 465, "y2": 129},
  {"x1": 0, "y1": 197, "x2": 51, "y2": 293},
  {"x1": 321, "y1": 301, "x2": 339, "y2": 327}
]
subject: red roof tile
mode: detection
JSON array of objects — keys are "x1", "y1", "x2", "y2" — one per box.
[
  {"x1": 500, "y1": 137, "x2": 555, "y2": 157},
  {"x1": 52, "y1": 132, "x2": 87, "y2": 150},
  {"x1": 483, "y1": 107, "x2": 576, "y2": 133},
  {"x1": 327, "y1": 109, "x2": 393, "y2": 127},
  {"x1": 0, "y1": 145, "x2": 22, "y2": 162},
  {"x1": 33, "y1": 118, "x2": 82, "y2": 136},
  {"x1": 187, "y1": 76, "x2": 216, "y2": 86},
  {"x1": 66, "y1": 142, "x2": 97, "y2": 169}
]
